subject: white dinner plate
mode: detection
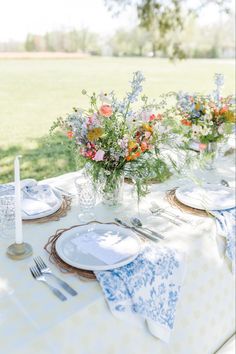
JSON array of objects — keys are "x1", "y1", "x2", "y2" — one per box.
[
  {"x1": 175, "y1": 184, "x2": 236, "y2": 211},
  {"x1": 56, "y1": 223, "x2": 141, "y2": 271},
  {"x1": 21, "y1": 188, "x2": 63, "y2": 220}
]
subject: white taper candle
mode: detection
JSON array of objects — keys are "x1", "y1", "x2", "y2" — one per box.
[{"x1": 14, "y1": 156, "x2": 23, "y2": 244}]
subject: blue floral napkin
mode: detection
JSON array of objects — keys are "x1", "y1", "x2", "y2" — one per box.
[
  {"x1": 95, "y1": 245, "x2": 186, "y2": 343},
  {"x1": 211, "y1": 208, "x2": 236, "y2": 273}
]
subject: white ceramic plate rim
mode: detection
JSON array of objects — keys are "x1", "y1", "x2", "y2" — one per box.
[
  {"x1": 55, "y1": 223, "x2": 141, "y2": 271},
  {"x1": 21, "y1": 187, "x2": 62, "y2": 220},
  {"x1": 175, "y1": 184, "x2": 236, "y2": 211}
]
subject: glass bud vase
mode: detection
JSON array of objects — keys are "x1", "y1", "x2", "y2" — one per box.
[
  {"x1": 100, "y1": 171, "x2": 124, "y2": 207},
  {"x1": 203, "y1": 142, "x2": 218, "y2": 170}
]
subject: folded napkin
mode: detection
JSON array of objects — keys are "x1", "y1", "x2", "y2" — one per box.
[
  {"x1": 0, "y1": 179, "x2": 37, "y2": 197},
  {"x1": 72, "y1": 232, "x2": 139, "y2": 265},
  {"x1": 211, "y1": 208, "x2": 236, "y2": 273},
  {"x1": 21, "y1": 198, "x2": 52, "y2": 216},
  {"x1": 95, "y1": 245, "x2": 186, "y2": 343},
  {"x1": 0, "y1": 181, "x2": 59, "y2": 216}
]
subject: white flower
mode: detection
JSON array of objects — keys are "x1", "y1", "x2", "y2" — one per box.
[{"x1": 98, "y1": 92, "x2": 112, "y2": 104}]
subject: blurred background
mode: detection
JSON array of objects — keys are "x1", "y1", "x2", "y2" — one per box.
[{"x1": 0, "y1": 0, "x2": 235, "y2": 182}]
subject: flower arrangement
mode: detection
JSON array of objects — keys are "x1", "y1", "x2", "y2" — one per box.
[
  {"x1": 162, "y1": 74, "x2": 235, "y2": 148},
  {"x1": 175, "y1": 92, "x2": 235, "y2": 146},
  {"x1": 52, "y1": 71, "x2": 169, "y2": 204}
]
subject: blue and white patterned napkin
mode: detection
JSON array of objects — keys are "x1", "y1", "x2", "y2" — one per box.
[
  {"x1": 211, "y1": 208, "x2": 236, "y2": 273},
  {"x1": 95, "y1": 245, "x2": 186, "y2": 343}
]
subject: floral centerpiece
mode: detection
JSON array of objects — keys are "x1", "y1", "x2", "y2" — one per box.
[
  {"x1": 52, "y1": 71, "x2": 169, "y2": 205},
  {"x1": 175, "y1": 92, "x2": 235, "y2": 147},
  {"x1": 162, "y1": 74, "x2": 235, "y2": 170}
]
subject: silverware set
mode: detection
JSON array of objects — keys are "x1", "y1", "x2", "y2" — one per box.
[
  {"x1": 114, "y1": 201, "x2": 193, "y2": 242},
  {"x1": 150, "y1": 204, "x2": 191, "y2": 225},
  {"x1": 115, "y1": 218, "x2": 163, "y2": 242},
  {"x1": 30, "y1": 256, "x2": 78, "y2": 301}
]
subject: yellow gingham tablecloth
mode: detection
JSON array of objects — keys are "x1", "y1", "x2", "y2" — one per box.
[{"x1": 0, "y1": 152, "x2": 235, "y2": 354}]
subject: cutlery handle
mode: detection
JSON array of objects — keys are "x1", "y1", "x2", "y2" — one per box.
[
  {"x1": 132, "y1": 227, "x2": 159, "y2": 242},
  {"x1": 46, "y1": 283, "x2": 67, "y2": 301},
  {"x1": 144, "y1": 227, "x2": 165, "y2": 240},
  {"x1": 162, "y1": 210, "x2": 190, "y2": 224},
  {"x1": 53, "y1": 275, "x2": 78, "y2": 296},
  {"x1": 157, "y1": 213, "x2": 181, "y2": 226}
]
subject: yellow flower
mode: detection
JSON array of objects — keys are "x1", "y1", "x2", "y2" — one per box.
[
  {"x1": 128, "y1": 140, "x2": 138, "y2": 152},
  {"x1": 142, "y1": 123, "x2": 153, "y2": 133},
  {"x1": 224, "y1": 111, "x2": 236, "y2": 123},
  {"x1": 195, "y1": 103, "x2": 201, "y2": 111},
  {"x1": 87, "y1": 127, "x2": 103, "y2": 141}
]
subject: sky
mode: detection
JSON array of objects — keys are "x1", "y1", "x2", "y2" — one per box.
[{"x1": 0, "y1": 0, "x2": 234, "y2": 42}]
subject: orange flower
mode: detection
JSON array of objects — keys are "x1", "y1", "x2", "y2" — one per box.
[
  {"x1": 214, "y1": 109, "x2": 219, "y2": 116},
  {"x1": 181, "y1": 119, "x2": 192, "y2": 126},
  {"x1": 219, "y1": 106, "x2": 228, "y2": 115},
  {"x1": 67, "y1": 130, "x2": 73, "y2": 139},
  {"x1": 99, "y1": 105, "x2": 113, "y2": 117},
  {"x1": 126, "y1": 151, "x2": 141, "y2": 161}
]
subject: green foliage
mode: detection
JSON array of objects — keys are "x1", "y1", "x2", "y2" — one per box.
[
  {"x1": 24, "y1": 29, "x2": 101, "y2": 54},
  {"x1": 105, "y1": 0, "x2": 231, "y2": 59},
  {"x1": 0, "y1": 132, "x2": 78, "y2": 184}
]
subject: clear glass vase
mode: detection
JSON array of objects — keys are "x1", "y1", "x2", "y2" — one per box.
[
  {"x1": 203, "y1": 142, "x2": 218, "y2": 170},
  {"x1": 99, "y1": 171, "x2": 124, "y2": 207}
]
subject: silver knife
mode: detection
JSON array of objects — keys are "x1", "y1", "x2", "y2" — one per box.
[{"x1": 115, "y1": 218, "x2": 161, "y2": 242}]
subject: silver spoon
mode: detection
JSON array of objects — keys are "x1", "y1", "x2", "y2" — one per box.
[
  {"x1": 130, "y1": 217, "x2": 165, "y2": 240},
  {"x1": 114, "y1": 218, "x2": 159, "y2": 242},
  {"x1": 220, "y1": 179, "x2": 230, "y2": 187}
]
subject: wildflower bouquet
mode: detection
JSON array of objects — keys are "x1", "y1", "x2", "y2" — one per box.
[
  {"x1": 175, "y1": 92, "x2": 235, "y2": 146},
  {"x1": 52, "y1": 71, "x2": 169, "y2": 204}
]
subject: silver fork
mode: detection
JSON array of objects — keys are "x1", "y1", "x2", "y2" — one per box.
[
  {"x1": 34, "y1": 256, "x2": 77, "y2": 296},
  {"x1": 150, "y1": 207, "x2": 182, "y2": 226},
  {"x1": 151, "y1": 205, "x2": 191, "y2": 224},
  {"x1": 30, "y1": 265, "x2": 67, "y2": 301}
]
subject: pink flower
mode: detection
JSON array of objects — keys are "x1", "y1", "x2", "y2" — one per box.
[
  {"x1": 85, "y1": 150, "x2": 95, "y2": 159},
  {"x1": 93, "y1": 149, "x2": 105, "y2": 161},
  {"x1": 87, "y1": 113, "x2": 98, "y2": 126},
  {"x1": 149, "y1": 114, "x2": 156, "y2": 121},
  {"x1": 144, "y1": 131, "x2": 151, "y2": 139},
  {"x1": 199, "y1": 143, "x2": 207, "y2": 151},
  {"x1": 99, "y1": 105, "x2": 113, "y2": 117}
]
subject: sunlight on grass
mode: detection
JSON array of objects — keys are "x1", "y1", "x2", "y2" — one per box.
[{"x1": 0, "y1": 57, "x2": 234, "y2": 183}]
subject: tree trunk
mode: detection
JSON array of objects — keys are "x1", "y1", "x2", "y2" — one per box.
[{"x1": 152, "y1": 42, "x2": 157, "y2": 57}]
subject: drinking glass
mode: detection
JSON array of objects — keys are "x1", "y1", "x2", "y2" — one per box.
[
  {"x1": 0, "y1": 196, "x2": 15, "y2": 240},
  {"x1": 74, "y1": 176, "x2": 96, "y2": 223}
]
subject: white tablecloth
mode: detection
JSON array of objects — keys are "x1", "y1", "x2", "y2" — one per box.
[{"x1": 0, "y1": 153, "x2": 235, "y2": 354}]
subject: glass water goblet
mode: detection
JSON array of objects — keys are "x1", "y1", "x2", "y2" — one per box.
[
  {"x1": 0, "y1": 196, "x2": 15, "y2": 240},
  {"x1": 74, "y1": 176, "x2": 96, "y2": 223}
]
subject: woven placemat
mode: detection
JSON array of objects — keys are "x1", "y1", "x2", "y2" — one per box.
[
  {"x1": 23, "y1": 196, "x2": 72, "y2": 224},
  {"x1": 165, "y1": 188, "x2": 209, "y2": 217},
  {"x1": 44, "y1": 221, "x2": 122, "y2": 280}
]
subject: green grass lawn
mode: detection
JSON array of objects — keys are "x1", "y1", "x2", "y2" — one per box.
[{"x1": 0, "y1": 57, "x2": 235, "y2": 183}]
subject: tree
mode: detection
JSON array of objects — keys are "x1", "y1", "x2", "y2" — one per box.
[
  {"x1": 110, "y1": 27, "x2": 150, "y2": 56},
  {"x1": 105, "y1": 0, "x2": 231, "y2": 59}
]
